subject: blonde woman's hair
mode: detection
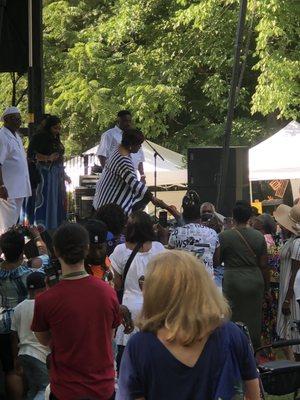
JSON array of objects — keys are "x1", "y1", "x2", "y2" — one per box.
[{"x1": 138, "y1": 250, "x2": 231, "y2": 345}]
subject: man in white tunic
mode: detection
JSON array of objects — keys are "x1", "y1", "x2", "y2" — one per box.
[
  {"x1": 96, "y1": 110, "x2": 146, "y2": 183},
  {"x1": 0, "y1": 107, "x2": 31, "y2": 234}
]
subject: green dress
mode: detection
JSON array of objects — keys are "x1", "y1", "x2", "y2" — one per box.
[{"x1": 219, "y1": 227, "x2": 267, "y2": 349}]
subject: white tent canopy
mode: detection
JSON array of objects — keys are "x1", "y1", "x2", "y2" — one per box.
[
  {"x1": 65, "y1": 140, "x2": 187, "y2": 190},
  {"x1": 249, "y1": 121, "x2": 300, "y2": 181}
]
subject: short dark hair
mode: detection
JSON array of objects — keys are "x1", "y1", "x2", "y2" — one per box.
[
  {"x1": 82, "y1": 219, "x2": 107, "y2": 244},
  {"x1": 233, "y1": 200, "x2": 252, "y2": 223},
  {"x1": 83, "y1": 219, "x2": 108, "y2": 266},
  {"x1": 121, "y1": 128, "x2": 144, "y2": 147},
  {"x1": 0, "y1": 229, "x2": 25, "y2": 263},
  {"x1": 251, "y1": 206, "x2": 260, "y2": 217},
  {"x1": 255, "y1": 214, "x2": 277, "y2": 235},
  {"x1": 95, "y1": 204, "x2": 126, "y2": 235},
  {"x1": 126, "y1": 211, "x2": 155, "y2": 243},
  {"x1": 53, "y1": 223, "x2": 89, "y2": 265},
  {"x1": 117, "y1": 110, "x2": 131, "y2": 118},
  {"x1": 26, "y1": 271, "x2": 46, "y2": 291},
  {"x1": 182, "y1": 191, "x2": 201, "y2": 222}
]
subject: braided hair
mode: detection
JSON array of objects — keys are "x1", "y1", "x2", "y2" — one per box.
[{"x1": 182, "y1": 191, "x2": 201, "y2": 222}]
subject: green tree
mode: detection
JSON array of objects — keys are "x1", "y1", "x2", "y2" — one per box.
[
  {"x1": 0, "y1": 73, "x2": 27, "y2": 113},
  {"x1": 0, "y1": 0, "x2": 298, "y2": 156},
  {"x1": 45, "y1": 0, "x2": 260, "y2": 154},
  {"x1": 251, "y1": 0, "x2": 300, "y2": 120}
]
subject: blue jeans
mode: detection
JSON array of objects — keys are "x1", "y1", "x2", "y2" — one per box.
[{"x1": 19, "y1": 354, "x2": 49, "y2": 400}]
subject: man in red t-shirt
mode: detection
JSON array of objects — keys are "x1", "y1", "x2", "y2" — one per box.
[{"x1": 32, "y1": 223, "x2": 120, "y2": 400}]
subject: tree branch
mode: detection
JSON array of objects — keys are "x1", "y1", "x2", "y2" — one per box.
[
  {"x1": 236, "y1": 14, "x2": 254, "y2": 97},
  {"x1": 16, "y1": 87, "x2": 28, "y2": 106}
]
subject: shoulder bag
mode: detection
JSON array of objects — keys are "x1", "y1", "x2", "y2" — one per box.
[
  {"x1": 234, "y1": 228, "x2": 258, "y2": 261},
  {"x1": 117, "y1": 242, "x2": 143, "y2": 303}
]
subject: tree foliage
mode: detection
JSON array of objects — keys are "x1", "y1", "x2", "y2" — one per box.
[
  {"x1": 251, "y1": 0, "x2": 300, "y2": 120},
  {"x1": 0, "y1": 73, "x2": 27, "y2": 113},
  {"x1": 0, "y1": 0, "x2": 299, "y2": 155}
]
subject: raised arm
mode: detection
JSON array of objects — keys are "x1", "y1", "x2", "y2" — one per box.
[
  {"x1": 138, "y1": 162, "x2": 146, "y2": 183},
  {"x1": 29, "y1": 226, "x2": 48, "y2": 256}
]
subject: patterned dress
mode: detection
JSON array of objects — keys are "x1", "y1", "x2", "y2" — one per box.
[{"x1": 261, "y1": 234, "x2": 280, "y2": 345}]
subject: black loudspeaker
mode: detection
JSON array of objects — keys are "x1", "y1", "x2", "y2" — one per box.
[
  {"x1": 0, "y1": 0, "x2": 28, "y2": 72},
  {"x1": 75, "y1": 187, "x2": 96, "y2": 219},
  {"x1": 188, "y1": 147, "x2": 249, "y2": 216}
]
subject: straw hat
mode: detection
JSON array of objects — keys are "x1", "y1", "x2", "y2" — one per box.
[{"x1": 274, "y1": 204, "x2": 300, "y2": 235}]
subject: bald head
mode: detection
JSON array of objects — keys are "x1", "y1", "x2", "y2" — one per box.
[{"x1": 200, "y1": 202, "x2": 216, "y2": 215}]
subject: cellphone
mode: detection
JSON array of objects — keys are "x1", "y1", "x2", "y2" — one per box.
[{"x1": 158, "y1": 211, "x2": 168, "y2": 228}]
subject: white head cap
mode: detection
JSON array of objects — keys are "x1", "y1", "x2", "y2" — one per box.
[{"x1": 2, "y1": 106, "x2": 21, "y2": 121}]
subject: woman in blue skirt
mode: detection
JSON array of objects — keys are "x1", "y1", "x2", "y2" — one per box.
[{"x1": 29, "y1": 115, "x2": 69, "y2": 230}]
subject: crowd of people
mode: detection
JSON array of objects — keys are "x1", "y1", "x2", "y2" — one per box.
[{"x1": 0, "y1": 105, "x2": 300, "y2": 399}]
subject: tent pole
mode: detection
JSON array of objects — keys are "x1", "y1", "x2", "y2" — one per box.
[
  {"x1": 249, "y1": 180, "x2": 253, "y2": 203},
  {"x1": 216, "y1": 0, "x2": 248, "y2": 213}
]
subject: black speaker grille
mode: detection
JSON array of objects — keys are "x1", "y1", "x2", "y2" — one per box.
[{"x1": 188, "y1": 147, "x2": 249, "y2": 216}]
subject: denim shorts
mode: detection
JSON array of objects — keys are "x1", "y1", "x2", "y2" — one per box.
[{"x1": 19, "y1": 354, "x2": 49, "y2": 400}]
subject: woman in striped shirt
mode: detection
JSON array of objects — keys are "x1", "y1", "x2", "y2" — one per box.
[{"x1": 93, "y1": 128, "x2": 163, "y2": 215}]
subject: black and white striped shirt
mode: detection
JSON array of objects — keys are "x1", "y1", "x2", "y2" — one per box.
[{"x1": 93, "y1": 148, "x2": 151, "y2": 215}]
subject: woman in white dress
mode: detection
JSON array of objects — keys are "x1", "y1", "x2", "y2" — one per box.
[
  {"x1": 110, "y1": 211, "x2": 165, "y2": 371},
  {"x1": 274, "y1": 204, "x2": 300, "y2": 359}
]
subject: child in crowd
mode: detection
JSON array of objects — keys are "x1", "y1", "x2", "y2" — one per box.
[
  {"x1": 83, "y1": 219, "x2": 134, "y2": 337},
  {"x1": 0, "y1": 227, "x2": 49, "y2": 399},
  {"x1": 11, "y1": 271, "x2": 50, "y2": 400},
  {"x1": 83, "y1": 219, "x2": 113, "y2": 284}
]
